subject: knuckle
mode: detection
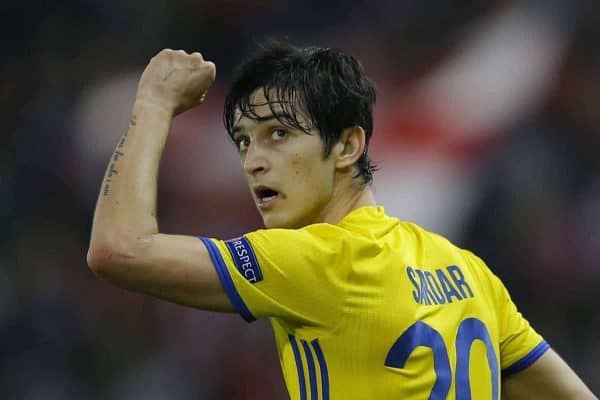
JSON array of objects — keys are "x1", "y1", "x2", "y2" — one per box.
[
  {"x1": 203, "y1": 61, "x2": 216, "y2": 75},
  {"x1": 153, "y1": 48, "x2": 172, "y2": 60}
]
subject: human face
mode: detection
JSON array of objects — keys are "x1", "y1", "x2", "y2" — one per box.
[{"x1": 232, "y1": 90, "x2": 337, "y2": 229}]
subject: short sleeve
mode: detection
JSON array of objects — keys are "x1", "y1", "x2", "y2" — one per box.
[
  {"x1": 200, "y1": 226, "x2": 348, "y2": 327},
  {"x1": 494, "y1": 276, "x2": 550, "y2": 376}
]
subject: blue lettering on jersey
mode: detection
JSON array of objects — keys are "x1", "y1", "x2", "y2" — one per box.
[
  {"x1": 447, "y1": 265, "x2": 474, "y2": 298},
  {"x1": 407, "y1": 266, "x2": 474, "y2": 305},
  {"x1": 436, "y1": 269, "x2": 463, "y2": 303},
  {"x1": 407, "y1": 267, "x2": 421, "y2": 303},
  {"x1": 425, "y1": 271, "x2": 446, "y2": 304},
  {"x1": 225, "y1": 236, "x2": 263, "y2": 283}
]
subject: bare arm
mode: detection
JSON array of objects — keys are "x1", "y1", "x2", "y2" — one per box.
[
  {"x1": 502, "y1": 348, "x2": 597, "y2": 400},
  {"x1": 87, "y1": 49, "x2": 233, "y2": 312}
]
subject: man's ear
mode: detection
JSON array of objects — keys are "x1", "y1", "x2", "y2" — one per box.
[{"x1": 334, "y1": 126, "x2": 366, "y2": 169}]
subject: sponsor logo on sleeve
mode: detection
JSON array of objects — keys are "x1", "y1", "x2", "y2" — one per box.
[{"x1": 224, "y1": 236, "x2": 263, "y2": 284}]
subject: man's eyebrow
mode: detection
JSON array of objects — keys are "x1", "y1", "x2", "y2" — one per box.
[
  {"x1": 254, "y1": 113, "x2": 286, "y2": 122},
  {"x1": 232, "y1": 113, "x2": 288, "y2": 134}
]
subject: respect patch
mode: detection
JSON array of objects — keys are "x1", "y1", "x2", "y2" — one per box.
[{"x1": 224, "y1": 236, "x2": 263, "y2": 284}]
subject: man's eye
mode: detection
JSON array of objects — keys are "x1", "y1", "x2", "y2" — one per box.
[
  {"x1": 236, "y1": 137, "x2": 250, "y2": 151},
  {"x1": 271, "y1": 128, "x2": 287, "y2": 139}
]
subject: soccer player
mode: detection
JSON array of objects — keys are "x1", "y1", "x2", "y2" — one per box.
[{"x1": 88, "y1": 44, "x2": 596, "y2": 399}]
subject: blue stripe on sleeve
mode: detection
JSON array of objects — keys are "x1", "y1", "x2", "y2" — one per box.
[
  {"x1": 289, "y1": 335, "x2": 307, "y2": 400},
  {"x1": 502, "y1": 340, "x2": 550, "y2": 377},
  {"x1": 312, "y1": 339, "x2": 329, "y2": 400},
  {"x1": 199, "y1": 237, "x2": 255, "y2": 323},
  {"x1": 301, "y1": 340, "x2": 318, "y2": 400}
]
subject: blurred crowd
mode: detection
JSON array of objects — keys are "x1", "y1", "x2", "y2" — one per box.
[{"x1": 2, "y1": 0, "x2": 598, "y2": 398}]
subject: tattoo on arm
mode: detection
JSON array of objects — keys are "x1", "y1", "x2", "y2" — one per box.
[{"x1": 102, "y1": 115, "x2": 136, "y2": 196}]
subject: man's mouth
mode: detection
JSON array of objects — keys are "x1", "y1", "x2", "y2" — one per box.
[{"x1": 254, "y1": 186, "x2": 280, "y2": 206}]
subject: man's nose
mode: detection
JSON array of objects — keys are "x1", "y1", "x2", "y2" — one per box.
[{"x1": 243, "y1": 142, "x2": 269, "y2": 175}]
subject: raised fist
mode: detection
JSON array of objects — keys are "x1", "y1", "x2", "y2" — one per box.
[{"x1": 135, "y1": 49, "x2": 216, "y2": 116}]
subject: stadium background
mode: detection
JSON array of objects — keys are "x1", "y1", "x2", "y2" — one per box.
[{"x1": 2, "y1": 0, "x2": 598, "y2": 398}]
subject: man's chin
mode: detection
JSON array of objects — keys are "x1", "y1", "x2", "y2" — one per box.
[
  {"x1": 261, "y1": 212, "x2": 303, "y2": 230},
  {"x1": 262, "y1": 217, "x2": 291, "y2": 229}
]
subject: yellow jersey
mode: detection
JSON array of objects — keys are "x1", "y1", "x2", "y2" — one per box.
[{"x1": 200, "y1": 206, "x2": 548, "y2": 399}]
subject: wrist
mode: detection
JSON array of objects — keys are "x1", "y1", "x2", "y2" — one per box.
[
  {"x1": 129, "y1": 100, "x2": 174, "y2": 142},
  {"x1": 133, "y1": 97, "x2": 176, "y2": 117}
]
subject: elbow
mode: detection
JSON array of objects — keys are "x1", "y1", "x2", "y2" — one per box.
[
  {"x1": 87, "y1": 237, "x2": 136, "y2": 279},
  {"x1": 87, "y1": 241, "x2": 118, "y2": 278},
  {"x1": 87, "y1": 233, "x2": 152, "y2": 280}
]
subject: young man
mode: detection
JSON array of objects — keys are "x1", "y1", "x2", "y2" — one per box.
[{"x1": 88, "y1": 43, "x2": 596, "y2": 399}]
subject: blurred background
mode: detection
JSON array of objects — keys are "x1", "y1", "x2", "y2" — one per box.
[{"x1": 2, "y1": 0, "x2": 599, "y2": 398}]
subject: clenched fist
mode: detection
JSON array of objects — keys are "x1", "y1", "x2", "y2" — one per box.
[{"x1": 135, "y1": 49, "x2": 216, "y2": 116}]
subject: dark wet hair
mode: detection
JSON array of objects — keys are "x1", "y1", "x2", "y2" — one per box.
[{"x1": 223, "y1": 40, "x2": 377, "y2": 185}]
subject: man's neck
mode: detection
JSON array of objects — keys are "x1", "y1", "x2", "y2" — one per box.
[{"x1": 320, "y1": 183, "x2": 377, "y2": 226}]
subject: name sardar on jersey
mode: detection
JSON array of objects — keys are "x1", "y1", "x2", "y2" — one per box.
[{"x1": 407, "y1": 265, "x2": 474, "y2": 305}]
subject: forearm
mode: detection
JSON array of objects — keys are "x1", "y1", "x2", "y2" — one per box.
[
  {"x1": 89, "y1": 101, "x2": 172, "y2": 253},
  {"x1": 88, "y1": 48, "x2": 214, "y2": 274}
]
